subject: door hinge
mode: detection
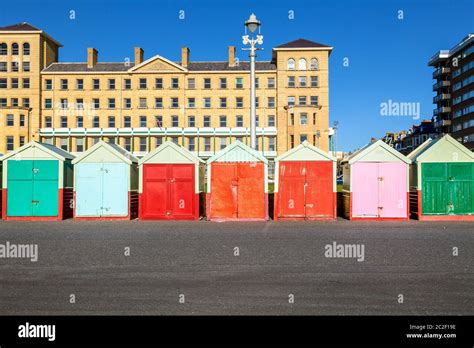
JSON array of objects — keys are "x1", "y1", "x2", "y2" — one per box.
[{"x1": 378, "y1": 177, "x2": 384, "y2": 181}]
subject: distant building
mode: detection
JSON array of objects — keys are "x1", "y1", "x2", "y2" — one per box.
[
  {"x1": 384, "y1": 119, "x2": 437, "y2": 155},
  {"x1": 429, "y1": 34, "x2": 474, "y2": 150}
]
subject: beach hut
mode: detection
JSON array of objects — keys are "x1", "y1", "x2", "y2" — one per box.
[
  {"x1": 274, "y1": 142, "x2": 337, "y2": 220},
  {"x1": 72, "y1": 141, "x2": 139, "y2": 220},
  {"x1": 1, "y1": 141, "x2": 74, "y2": 220},
  {"x1": 139, "y1": 141, "x2": 204, "y2": 220},
  {"x1": 207, "y1": 140, "x2": 268, "y2": 221},
  {"x1": 408, "y1": 134, "x2": 474, "y2": 220},
  {"x1": 340, "y1": 140, "x2": 411, "y2": 220}
]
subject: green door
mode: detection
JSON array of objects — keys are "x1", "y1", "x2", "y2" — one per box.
[
  {"x1": 7, "y1": 160, "x2": 59, "y2": 217},
  {"x1": 7, "y1": 160, "x2": 34, "y2": 216},
  {"x1": 422, "y1": 162, "x2": 474, "y2": 215}
]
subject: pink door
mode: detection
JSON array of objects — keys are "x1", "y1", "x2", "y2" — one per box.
[
  {"x1": 378, "y1": 162, "x2": 407, "y2": 218},
  {"x1": 352, "y1": 162, "x2": 379, "y2": 217}
]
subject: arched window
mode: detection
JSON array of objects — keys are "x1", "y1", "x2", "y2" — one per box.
[
  {"x1": 298, "y1": 58, "x2": 307, "y2": 70},
  {"x1": 0, "y1": 43, "x2": 7, "y2": 55},
  {"x1": 310, "y1": 58, "x2": 318, "y2": 70},
  {"x1": 23, "y1": 43, "x2": 30, "y2": 56},
  {"x1": 287, "y1": 58, "x2": 295, "y2": 70},
  {"x1": 12, "y1": 43, "x2": 19, "y2": 55}
]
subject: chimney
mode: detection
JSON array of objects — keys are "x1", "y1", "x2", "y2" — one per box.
[
  {"x1": 87, "y1": 48, "x2": 98, "y2": 68},
  {"x1": 228, "y1": 46, "x2": 236, "y2": 67},
  {"x1": 181, "y1": 47, "x2": 190, "y2": 68},
  {"x1": 134, "y1": 47, "x2": 144, "y2": 65}
]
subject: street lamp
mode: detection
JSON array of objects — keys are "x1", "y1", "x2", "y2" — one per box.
[{"x1": 242, "y1": 13, "x2": 263, "y2": 150}]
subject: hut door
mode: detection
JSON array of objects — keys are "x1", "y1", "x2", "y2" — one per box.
[
  {"x1": 75, "y1": 163, "x2": 102, "y2": 216},
  {"x1": 278, "y1": 162, "x2": 306, "y2": 218},
  {"x1": 101, "y1": 163, "x2": 128, "y2": 216},
  {"x1": 422, "y1": 163, "x2": 449, "y2": 215},
  {"x1": 352, "y1": 162, "x2": 379, "y2": 217},
  {"x1": 169, "y1": 164, "x2": 195, "y2": 219},
  {"x1": 32, "y1": 160, "x2": 59, "y2": 216},
  {"x1": 210, "y1": 163, "x2": 238, "y2": 219},
  {"x1": 237, "y1": 162, "x2": 265, "y2": 219},
  {"x1": 448, "y1": 163, "x2": 473, "y2": 215},
  {"x1": 305, "y1": 161, "x2": 334, "y2": 218},
  {"x1": 377, "y1": 162, "x2": 407, "y2": 218}
]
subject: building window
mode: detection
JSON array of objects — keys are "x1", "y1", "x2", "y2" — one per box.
[
  {"x1": 61, "y1": 79, "x2": 68, "y2": 90},
  {"x1": 310, "y1": 58, "x2": 318, "y2": 70},
  {"x1": 299, "y1": 96, "x2": 307, "y2": 106},
  {"x1": 204, "y1": 138, "x2": 211, "y2": 151},
  {"x1": 44, "y1": 99, "x2": 52, "y2": 109},
  {"x1": 236, "y1": 97, "x2": 243, "y2": 108},
  {"x1": 188, "y1": 116, "x2": 195, "y2": 127},
  {"x1": 108, "y1": 116, "x2": 115, "y2": 127},
  {"x1": 0, "y1": 98, "x2": 6, "y2": 107},
  {"x1": 204, "y1": 78, "x2": 211, "y2": 89},
  {"x1": 11, "y1": 78, "x2": 19, "y2": 88},
  {"x1": 93, "y1": 116, "x2": 100, "y2": 127},
  {"x1": 12, "y1": 43, "x2": 19, "y2": 55},
  {"x1": 310, "y1": 96, "x2": 319, "y2": 106},
  {"x1": 219, "y1": 116, "x2": 227, "y2": 127},
  {"x1": 18, "y1": 114, "x2": 25, "y2": 127},
  {"x1": 23, "y1": 98, "x2": 29, "y2": 107},
  {"x1": 187, "y1": 97, "x2": 196, "y2": 108},
  {"x1": 139, "y1": 78, "x2": 147, "y2": 89},
  {"x1": 124, "y1": 116, "x2": 131, "y2": 127},
  {"x1": 155, "y1": 137, "x2": 163, "y2": 147},
  {"x1": 267, "y1": 77, "x2": 275, "y2": 88},
  {"x1": 268, "y1": 115, "x2": 275, "y2": 127},
  {"x1": 6, "y1": 136, "x2": 14, "y2": 151},
  {"x1": 288, "y1": 76, "x2": 295, "y2": 88},
  {"x1": 300, "y1": 113, "x2": 308, "y2": 125},
  {"x1": 255, "y1": 97, "x2": 259, "y2": 108},
  {"x1": 123, "y1": 138, "x2": 131, "y2": 151},
  {"x1": 124, "y1": 98, "x2": 132, "y2": 109},
  {"x1": 155, "y1": 116, "x2": 163, "y2": 127},
  {"x1": 290, "y1": 113, "x2": 295, "y2": 125},
  {"x1": 203, "y1": 97, "x2": 211, "y2": 108},
  {"x1": 219, "y1": 78, "x2": 227, "y2": 89},
  {"x1": 139, "y1": 98, "x2": 147, "y2": 108},
  {"x1": 220, "y1": 97, "x2": 227, "y2": 108},
  {"x1": 0, "y1": 78, "x2": 6, "y2": 88},
  {"x1": 0, "y1": 62, "x2": 6, "y2": 72},
  {"x1": 45, "y1": 79, "x2": 52, "y2": 90},
  {"x1": 188, "y1": 137, "x2": 195, "y2": 151},
  {"x1": 235, "y1": 77, "x2": 243, "y2": 89},
  {"x1": 20, "y1": 136, "x2": 25, "y2": 147},
  {"x1": 171, "y1": 97, "x2": 179, "y2": 108},
  {"x1": 7, "y1": 114, "x2": 14, "y2": 126},
  {"x1": 172, "y1": 116, "x2": 179, "y2": 127},
  {"x1": 139, "y1": 116, "x2": 147, "y2": 127},
  {"x1": 0, "y1": 43, "x2": 7, "y2": 55},
  {"x1": 11, "y1": 98, "x2": 18, "y2": 107},
  {"x1": 268, "y1": 97, "x2": 275, "y2": 108},
  {"x1": 76, "y1": 138, "x2": 84, "y2": 152},
  {"x1": 93, "y1": 79, "x2": 100, "y2": 90},
  {"x1": 124, "y1": 79, "x2": 131, "y2": 89},
  {"x1": 108, "y1": 79, "x2": 115, "y2": 90},
  {"x1": 155, "y1": 97, "x2": 163, "y2": 108},
  {"x1": 287, "y1": 58, "x2": 295, "y2": 70},
  {"x1": 236, "y1": 115, "x2": 243, "y2": 127},
  {"x1": 187, "y1": 78, "x2": 195, "y2": 89},
  {"x1": 203, "y1": 116, "x2": 211, "y2": 127},
  {"x1": 60, "y1": 116, "x2": 68, "y2": 127},
  {"x1": 76, "y1": 98, "x2": 84, "y2": 110},
  {"x1": 298, "y1": 58, "x2": 307, "y2": 70},
  {"x1": 155, "y1": 78, "x2": 163, "y2": 89},
  {"x1": 23, "y1": 78, "x2": 30, "y2": 88},
  {"x1": 23, "y1": 62, "x2": 30, "y2": 72},
  {"x1": 108, "y1": 98, "x2": 116, "y2": 109},
  {"x1": 24, "y1": 42, "x2": 32, "y2": 54},
  {"x1": 171, "y1": 78, "x2": 179, "y2": 89},
  {"x1": 44, "y1": 117, "x2": 52, "y2": 127},
  {"x1": 299, "y1": 76, "x2": 307, "y2": 87},
  {"x1": 76, "y1": 79, "x2": 84, "y2": 90},
  {"x1": 93, "y1": 98, "x2": 100, "y2": 109},
  {"x1": 171, "y1": 137, "x2": 179, "y2": 145},
  {"x1": 268, "y1": 137, "x2": 275, "y2": 151},
  {"x1": 300, "y1": 134, "x2": 307, "y2": 143},
  {"x1": 219, "y1": 137, "x2": 226, "y2": 149},
  {"x1": 60, "y1": 98, "x2": 68, "y2": 109},
  {"x1": 11, "y1": 61, "x2": 18, "y2": 72}
]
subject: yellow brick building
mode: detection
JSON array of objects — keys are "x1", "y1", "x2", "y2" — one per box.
[{"x1": 1, "y1": 23, "x2": 333, "y2": 171}]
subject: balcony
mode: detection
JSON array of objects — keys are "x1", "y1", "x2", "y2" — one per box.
[
  {"x1": 432, "y1": 67, "x2": 451, "y2": 79},
  {"x1": 433, "y1": 94, "x2": 451, "y2": 103},
  {"x1": 433, "y1": 80, "x2": 451, "y2": 91},
  {"x1": 435, "y1": 119, "x2": 452, "y2": 128},
  {"x1": 433, "y1": 106, "x2": 451, "y2": 116}
]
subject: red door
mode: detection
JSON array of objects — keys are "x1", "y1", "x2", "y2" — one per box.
[
  {"x1": 210, "y1": 162, "x2": 265, "y2": 220},
  {"x1": 277, "y1": 161, "x2": 334, "y2": 219},
  {"x1": 141, "y1": 164, "x2": 195, "y2": 219}
]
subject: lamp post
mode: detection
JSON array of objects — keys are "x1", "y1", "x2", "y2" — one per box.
[{"x1": 242, "y1": 13, "x2": 263, "y2": 150}]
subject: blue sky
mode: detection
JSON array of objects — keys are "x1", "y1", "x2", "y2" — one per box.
[{"x1": 1, "y1": 0, "x2": 473, "y2": 151}]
